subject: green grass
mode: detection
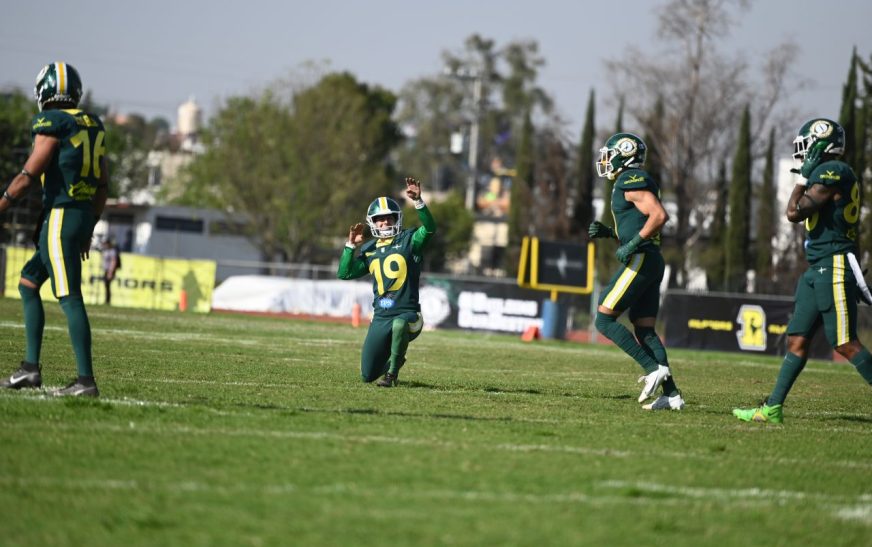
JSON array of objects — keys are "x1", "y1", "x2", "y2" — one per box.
[{"x1": 1, "y1": 297, "x2": 871, "y2": 546}]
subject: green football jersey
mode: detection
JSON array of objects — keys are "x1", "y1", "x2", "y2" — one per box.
[
  {"x1": 31, "y1": 108, "x2": 106, "y2": 209},
  {"x1": 803, "y1": 160, "x2": 859, "y2": 263},
  {"x1": 611, "y1": 168, "x2": 661, "y2": 251},
  {"x1": 357, "y1": 229, "x2": 424, "y2": 315},
  {"x1": 337, "y1": 205, "x2": 436, "y2": 317}
]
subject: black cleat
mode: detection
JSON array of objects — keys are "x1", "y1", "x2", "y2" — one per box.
[
  {"x1": 52, "y1": 379, "x2": 99, "y2": 398},
  {"x1": 376, "y1": 372, "x2": 398, "y2": 388},
  {"x1": 1, "y1": 363, "x2": 42, "y2": 390}
]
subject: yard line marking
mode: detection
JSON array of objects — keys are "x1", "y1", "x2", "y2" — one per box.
[
  {"x1": 3, "y1": 410, "x2": 869, "y2": 471},
  {"x1": 1, "y1": 474, "x2": 868, "y2": 522}
]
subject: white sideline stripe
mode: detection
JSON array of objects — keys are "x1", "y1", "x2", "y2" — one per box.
[
  {"x1": 0, "y1": 322, "x2": 356, "y2": 348},
  {"x1": 598, "y1": 480, "x2": 870, "y2": 503},
  {"x1": 599, "y1": 480, "x2": 872, "y2": 524},
  {"x1": 0, "y1": 475, "x2": 867, "y2": 521},
  {"x1": 1, "y1": 322, "x2": 856, "y2": 376},
  {"x1": 4, "y1": 412, "x2": 868, "y2": 470}
]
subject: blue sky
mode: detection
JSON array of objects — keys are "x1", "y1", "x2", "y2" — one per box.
[{"x1": 2, "y1": 0, "x2": 869, "y2": 135}]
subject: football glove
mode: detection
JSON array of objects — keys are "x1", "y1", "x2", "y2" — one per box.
[
  {"x1": 800, "y1": 145, "x2": 822, "y2": 179},
  {"x1": 615, "y1": 234, "x2": 644, "y2": 264},
  {"x1": 588, "y1": 221, "x2": 616, "y2": 240}
]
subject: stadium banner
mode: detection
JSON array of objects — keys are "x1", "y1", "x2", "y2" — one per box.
[
  {"x1": 211, "y1": 274, "x2": 545, "y2": 334},
  {"x1": 418, "y1": 276, "x2": 544, "y2": 334},
  {"x1": 661, "y1": 291, "x2": 832, "y2": 360},
  {"x1": 2, "y1": 246, "x2": 215, "y2": 313}
]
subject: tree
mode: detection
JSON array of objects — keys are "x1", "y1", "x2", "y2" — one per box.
[
  {"x1": 178, "y1": 72, "x2": 401, "y2": 263},
  {"x1": 725, "y1": 105, "x2": 752, "y2": 292},
  {"x1": 403, "y1": 193, "x2": 474, "y2": 273},
  {"x1": 605, "y1": 0, "x2": 798, "y2": 287},
  {"x1": 570, "y1": 89, "x2": 596, "y2": 238},
  {"x1": 105, "y1": 114, "x2": 169, "y2": 199},
  {"x1": 755, "y1": 127, "x2": 776, "y2": 293},
  {"x1": 0, "y1": 90, "x2": 39, "y2": 244},
  {"x1": 699, "y1": 161, "x2": 729, "y2": 290}
]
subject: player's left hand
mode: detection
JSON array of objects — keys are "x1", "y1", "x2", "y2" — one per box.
[{"x1": 405, "y1": 177, "x2": 421, "y2": 201}]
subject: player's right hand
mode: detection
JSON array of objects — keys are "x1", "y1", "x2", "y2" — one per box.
[{"x1": 348, "y1": 223, "x2": 365, "y2": 246}]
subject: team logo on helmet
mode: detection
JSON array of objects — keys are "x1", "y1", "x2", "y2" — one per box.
[
  {"x1": 616, "y1": 137, "x2": 638, "y2": 157},
  {"x1": 811, "y1": 120, "x2": 833, "y2": 139}
]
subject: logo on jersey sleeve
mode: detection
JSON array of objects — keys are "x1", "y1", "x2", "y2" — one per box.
[{"x1": 33, "y1": 117, "x2": 52, "y2": 130}]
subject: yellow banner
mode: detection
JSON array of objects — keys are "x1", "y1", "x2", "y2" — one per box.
[{"x1": 3, "y1": 246, "x2": 215, "y2": 313}]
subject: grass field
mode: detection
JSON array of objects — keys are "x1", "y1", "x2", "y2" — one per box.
[{"x1": 1, "y1": 297, "x2": 871, "y2": 546}]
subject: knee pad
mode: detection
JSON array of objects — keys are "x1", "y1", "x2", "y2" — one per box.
[
  {"x1": 634, "y1": 325, "x2": 656, "y2": 342},
  {"x1": 392, "y1": 318, "x2": 409, "y2": 336},
  {"x1": 19, "y1": 283, "x2": 40, "y2": 301},
  {"x1": 594, "y1": 312, "x2": 616, "y2": 336}
]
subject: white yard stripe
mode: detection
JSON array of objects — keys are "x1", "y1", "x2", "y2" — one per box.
[
  {"x1": 0, "y1": 475, "x2": 867, "y2": 522},
  {"x1": 2, "y1": 407, "x2": 869, "y2": 470}
]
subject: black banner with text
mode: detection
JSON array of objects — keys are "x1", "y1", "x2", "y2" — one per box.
[{"x1": 661, "y1": 291, "x2": 832, "y2": 360}]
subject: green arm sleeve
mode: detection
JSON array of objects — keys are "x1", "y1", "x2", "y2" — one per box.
[
  {"x1": 411, "y1": 205, "x2": 437, "y2": 253},
  {"x1": 337, "y1": 247, "x2": 369, "y2": 279}
]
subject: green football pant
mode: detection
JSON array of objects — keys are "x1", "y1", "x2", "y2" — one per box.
[
  {"x1": 360, "y1": 312, "x2": 423, "y2": 382},
  {"x1": 20, "y1": 207, "x2": 95, "y2": 377}
]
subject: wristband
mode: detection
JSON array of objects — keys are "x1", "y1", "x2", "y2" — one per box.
[
  {"x1": 414, "y1": 198, "x2": 425, "y2": 209},
  {"x1": 2, "y1": 189, "x2": 17, "y2": 204},
  {"x1": 345, "y1": 242, "x2": 356, "y2": 249},
  {"x1": 21, "y1": 168, "x2": 37, "y2": 182}
]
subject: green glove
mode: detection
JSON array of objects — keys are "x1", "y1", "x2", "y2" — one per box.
[
  {"x1": 588, "y1": 221, "x2": 616, "y2": 239},
  {"x1": 615, "y1": 234, "x2": 644, "y2": 264},
  {"x1": 800, "y1": 145, "x2": 823, "y2": 179}
]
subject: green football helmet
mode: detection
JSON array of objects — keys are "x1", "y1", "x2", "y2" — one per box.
[
  {"x1": 792, "y1": 118, "x2": 845, "y2": 161},
  {"x1": 366, "y1": 196, "x2": 403, "y2": 238},
  {"x1": 34, "y1": 62, "x2": 83, "y2": 111},
  {"x1": 596, "y1": 133, "x2": 647, "y2": 180}
]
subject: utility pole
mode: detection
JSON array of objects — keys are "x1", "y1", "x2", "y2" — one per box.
[
  {"x1": 466, "y1": 76, "x2": 482, "y2": 211},
  {"x1": 445, "y1": 66, "x2": 484, "y2": 211}
]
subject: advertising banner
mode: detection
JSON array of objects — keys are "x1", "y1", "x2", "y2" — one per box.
[
  {"x1": 420, "y1": 276, "x2": 544, "y2": 334},
  {"x1": 661, "y1": 291, "x2": 832, "y2": 360},
  {"x1": 3, "y1": 246, "x2": 215, "y2": 313}
]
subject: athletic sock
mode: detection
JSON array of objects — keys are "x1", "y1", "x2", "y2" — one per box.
[
  {"x1": 767, "y1": 352, "x2": 806, "y2": 406},
  {"x1": 58, "y1": 295, "x2": 93, "y2": 378},
  {"x1": 388, "y1": 317, "x2": 410, "y2": 375},
  {"x1": 849, "y1": 347, "x2": 872, "y2": 384},
  {"x1": 634, "y1": 325, "x2": 679, "y2": 394},
  {"x1": 595, "y1": 312, "x2": 659, "y2": 373},
  {"x1": 19, "y1": 283, "x2": 45, "y2": 365}
]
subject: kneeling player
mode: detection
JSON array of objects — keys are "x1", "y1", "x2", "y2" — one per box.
[{"x1": 337, "y1": 177, "x2": 437, "y2": 387}]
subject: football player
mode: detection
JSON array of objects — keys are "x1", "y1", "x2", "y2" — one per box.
[
  {"x1": 0, "y1": 62, "x2": 109, "y2": 397},
  {"x1": 734, "y1": 118, "x2": 872, "y2": 424},
  {"x1": 337, "y1": 177, "x2": 436, "y2": 387},
  {"x1": 589, "y1": 133, "x2": 684, "y2": 410}
]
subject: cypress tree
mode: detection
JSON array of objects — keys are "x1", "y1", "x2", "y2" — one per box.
[
  {"x1": 725, "y1": 105, "x2": 752, "y2": 292},
  {"x1": 755, "y1": 127, "x2": 776, "y2": 293},
  {"x1": 571, "y1": 89, "x2": 596, "y2": 237}
]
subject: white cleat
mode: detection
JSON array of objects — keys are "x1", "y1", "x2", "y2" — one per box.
[
  {"x1": 638, "y1": 365, "x2": 671, "y2": 403},
  {"x1": 642, "y1": 393, "x2": 685, "y2": 411}
]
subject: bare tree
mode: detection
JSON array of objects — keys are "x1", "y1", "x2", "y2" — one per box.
[{"x1": 605, "y1": 0, "x2": 799, "y2": 287}]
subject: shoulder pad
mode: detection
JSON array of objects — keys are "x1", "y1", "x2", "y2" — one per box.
[
  {"x1": 31, "y1": 110, "x2": 72, "y2": 136},
  {"x1": 615, "y1": 169, "x2": 651, "y2": 190},
  {"x1": 809, "y1": 161, "x2": 855, "y2": 186}
]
